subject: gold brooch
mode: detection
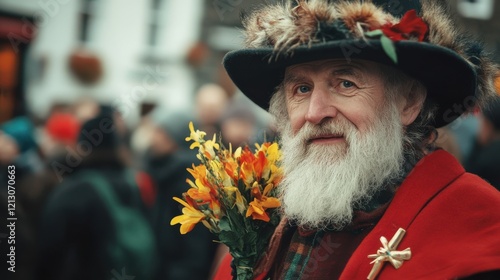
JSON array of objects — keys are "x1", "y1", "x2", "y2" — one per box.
[{"x1": 367, "y1": 228, "x2": 412, "y2": 280}]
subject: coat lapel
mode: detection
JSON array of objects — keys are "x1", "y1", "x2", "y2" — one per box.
[{"x1": 340, "y1": 150, "x2": 465, "y2": 279}]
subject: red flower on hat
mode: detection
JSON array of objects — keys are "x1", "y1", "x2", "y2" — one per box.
[{"x1": 380, "y1": 10, "x2": 428, "y2": 42}]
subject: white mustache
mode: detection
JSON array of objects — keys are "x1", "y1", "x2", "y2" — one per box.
[{"x1": 294, "y1": 119, "x2": 354, "y2": 144}]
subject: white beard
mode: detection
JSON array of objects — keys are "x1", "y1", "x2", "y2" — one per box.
[{"x1": 278, "y1": 103, "x2": 405, "y2": 230}]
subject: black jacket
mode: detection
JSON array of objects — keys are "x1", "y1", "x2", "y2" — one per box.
[{"x1": 37, "y1": 156, "x2": 153, "y2": 280}]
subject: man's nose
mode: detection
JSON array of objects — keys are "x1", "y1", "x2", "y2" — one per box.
[{"x1": 304, "y1": 86, "x2": 339, "y2": 125}]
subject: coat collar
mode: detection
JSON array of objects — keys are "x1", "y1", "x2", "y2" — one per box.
[{"x1": 339, "y1": 149, "x2": 465, "y2": 279}]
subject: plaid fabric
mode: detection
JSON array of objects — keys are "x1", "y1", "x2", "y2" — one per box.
[
  {"x1": 270, "y1": 200, "x2": 391, "y2": 279},
  {"x1": 281, "y1": 230, "x2": 326, "y2": 279}
]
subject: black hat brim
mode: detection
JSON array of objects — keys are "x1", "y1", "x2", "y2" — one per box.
[{"x1": 223, "y1": 39, "x2": 476, "y2": 128}]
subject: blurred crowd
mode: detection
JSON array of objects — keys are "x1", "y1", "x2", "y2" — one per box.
[
  {"x1": 435, "y1": 94, "x2": 500, "y2": 188},
  {"x1": 0, "y1": 1, "x2": 499, "y2": 279},
  {"x1": 0, "y1": 79, "x2": 499, "y2": 280},
  {"x1": 0, "y1": 83, "x2": 276, "y2": 280}
]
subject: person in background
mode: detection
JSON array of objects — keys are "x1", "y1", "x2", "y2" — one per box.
[
  {"x1": 73, "y1": 97, "x2": 101, "y2": 123},
  {"x1": 37, "y1": 105, "x2": 157, "y2": 280},
  {"x1": 220, "y1": 98, "x2": 258, "y2": 148},
  {"x1": 40, "y1": 112, "x2": 81, "y2": 163},
  {"x1": 35, "y1": 111, "x2": 82, "y2": 225},
  {"x1": 130, "y1": 115, "x2": 156, "y2": 160},
  {"x1": 195, "y1": 83, "x2": 229, "y2": 138},
  {"x1": 144, "y1": 108, "x2": 217, "y2": 280},
  {"x1": 465, "y1": 96, "x2": 500, "y2": 190}
]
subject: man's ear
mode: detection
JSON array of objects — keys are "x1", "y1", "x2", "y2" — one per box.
[{"x1": 400, "y1": 87, "x2": 426, "y2": 126}]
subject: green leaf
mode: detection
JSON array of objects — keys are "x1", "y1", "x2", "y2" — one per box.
[
  {"x1": 218, "y1": 230, "x2": 240, "y2": 249},
  {"x1": 380, "y1": 35, "x2": 398, "y2": 64},
  {"x1": 219, "y1": 216, "x2": 232, "y2": 231},
  {"x1": 245, "y1": 231, "x2": 258, "y2": 247},
  {"x1": 364, "y1": 29, "x2": 383, "y2": 37}
]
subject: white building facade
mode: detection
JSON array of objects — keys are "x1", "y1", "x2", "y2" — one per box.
[{"x1": 0, "y1": 0, "x2": 204, "y2": 126}]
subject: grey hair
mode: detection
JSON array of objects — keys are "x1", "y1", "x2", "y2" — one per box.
[
  {"x1": 379, "y1": 64, "x2": 437, "y2": 162},
  {"x1": 268, "y1": 64, "x2": 437, "y2": 162},
  {"x1": 269, "y1": 85, "x2": 288, "y2": 132}
]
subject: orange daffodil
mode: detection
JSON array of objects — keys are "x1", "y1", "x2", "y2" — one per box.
[
  {"x1": 246, "y1": 182, "x2": 281, "y2": 222},
  {"x1": 171, "y1": 122, "x2": 283, "y2": 238},
  {"x1": 239, "y1": 143, "x2": 281, "y2": 187}
]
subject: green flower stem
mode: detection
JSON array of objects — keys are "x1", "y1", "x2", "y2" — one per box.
[{"x1": 233, "y1": 256, "x2": 255, "y2": 280}]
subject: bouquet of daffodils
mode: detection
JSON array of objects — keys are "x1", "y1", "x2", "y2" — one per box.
[{"x1": 171, "y1": 122, "x2": 283, "y2": 280}]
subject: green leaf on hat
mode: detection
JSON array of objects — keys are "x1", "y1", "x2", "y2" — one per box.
[
  {"x1": 364, "y1": 30, "x2": 384, "y2": 37},
  {"x1": 381, "y1": 35, "x2": 398, "y2": 64}
]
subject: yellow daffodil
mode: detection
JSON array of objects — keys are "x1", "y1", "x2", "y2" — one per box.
[
  {"x1": 266, "y1": 165, "x2": 283, "y2": 186},
  {"x1": 187, "y1": 164, "x2": 207, "y2": 179},
  {"x1": 265, "y1": 143, "x2": 280, "y2": 164},
  {"x1": 259, "y1": 142, "x2": 281, "y2": 180},
  {"x1": 170, "y1": 197, "x2": 206, "y2": 234},
  {"x1": 234, "y1": 146, "x2": 242, "y2": 159},
  {"x1": 200, "y1": 134, "x2": 220, "y2": 159},
  {"x1": 187, "y1": 164, "x2": 214, "y2": 192},
  {"x1": 207, "y1": 159, "x2": 234, "y2": 189},
  {"x1": 223, "y1": 186, "x2": 247, "y2": 214},
  {"x1": 185, "y1": 121, "x2": 206, "y2": 149}
]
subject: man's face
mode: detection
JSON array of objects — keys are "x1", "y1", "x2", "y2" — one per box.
[
  {"x1": 276, "y1": 59, "x2": 408, "y2": 229},
  {"x1": 284, "y1": 59, "x2": 387, "y2": 145}
]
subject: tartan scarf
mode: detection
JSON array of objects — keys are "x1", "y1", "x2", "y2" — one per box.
[{"x1": 270, "y1": 191, "x2": 392, "y2": 279}]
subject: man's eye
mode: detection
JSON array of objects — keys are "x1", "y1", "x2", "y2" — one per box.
[
  {"x1": 341, "y1": 80, "x2": 355, "y2": 88},
  {"x1": 296, "y1": 85, "x2": 311, "y2": 94}
]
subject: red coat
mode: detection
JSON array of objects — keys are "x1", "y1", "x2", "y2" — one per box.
[{"x1": 214, "y1": 150, "x2": 500, "y2": 279}]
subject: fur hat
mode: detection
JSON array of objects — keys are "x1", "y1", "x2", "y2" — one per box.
[{"x1": 223, "y1": 0, "x2": 499, "y2": 128}]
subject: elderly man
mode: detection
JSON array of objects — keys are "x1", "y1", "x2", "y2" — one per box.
[{"x1": 215, "y1": 0, "x2": 500, "y2": 279}]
